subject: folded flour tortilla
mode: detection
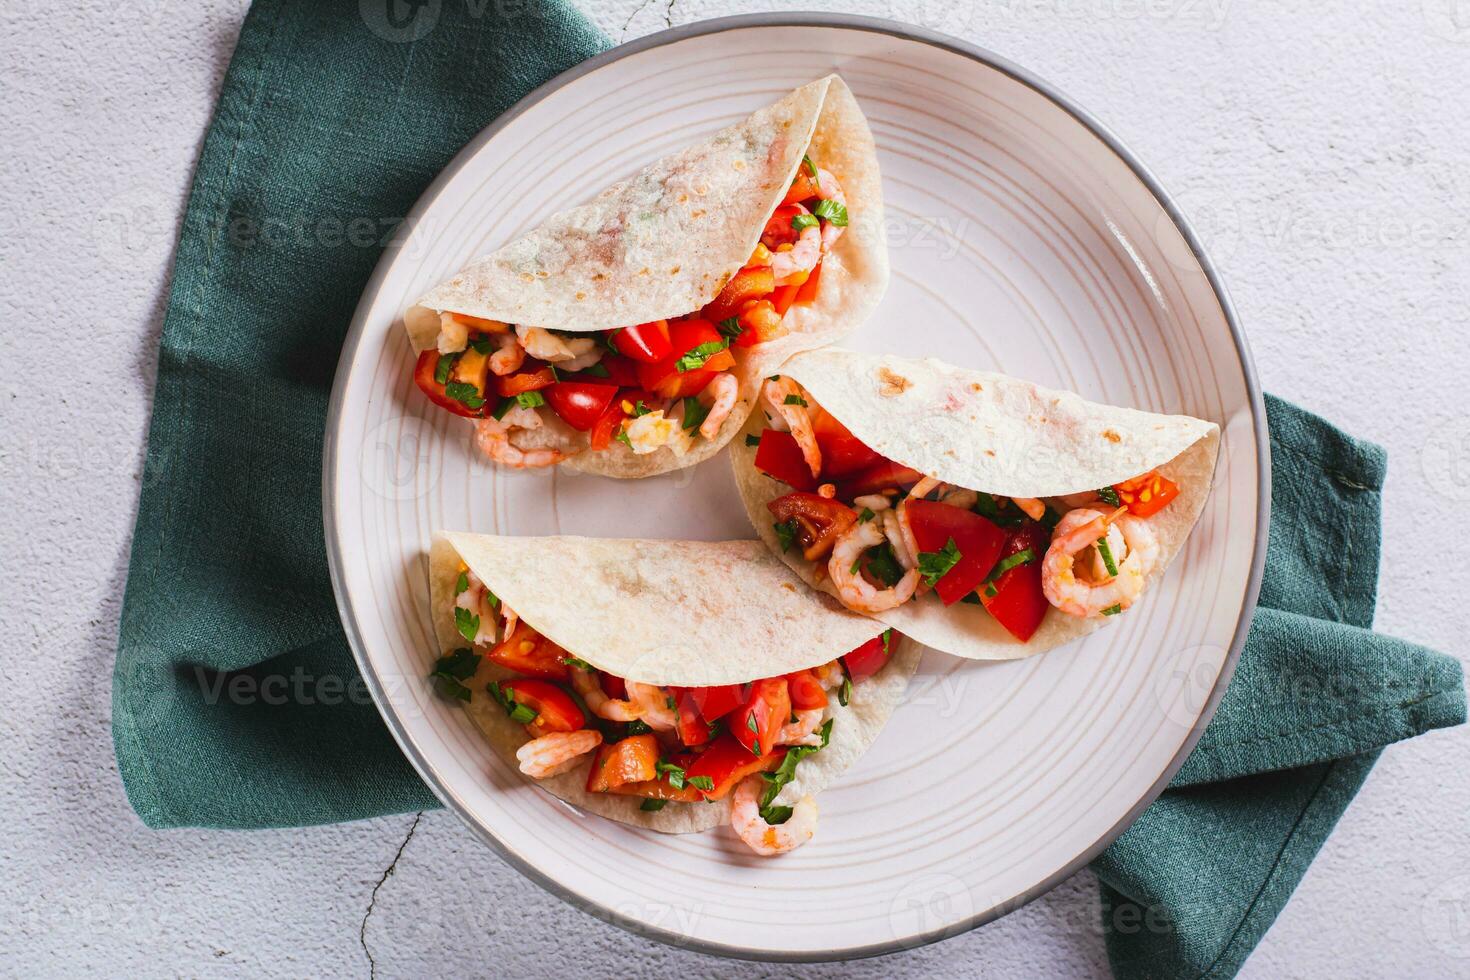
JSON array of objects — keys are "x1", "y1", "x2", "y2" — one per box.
[
  {"x1": 428, "y1": 533, "x2": 917, "y2": 832},
  {"x1": 732, "y1": 348, "x2": 1220, "y2": 660},
  {"x1": 406, "y1": 76, "x2": 888, "y2": 478}
]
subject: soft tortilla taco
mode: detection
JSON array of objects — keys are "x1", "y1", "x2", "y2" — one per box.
[
  {"x1": 405, "y1": 76, "x2": 887, "y2": 478},
  {"x1": 731, "y1": 348, "x2": 1220, "y2": 660},
  {"x1": 427, "y1": 532, "x2": 917, "y2": 855}
]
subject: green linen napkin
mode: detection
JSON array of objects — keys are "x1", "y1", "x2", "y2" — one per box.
[{"x1": 112, "y1": 1, "x2": 1464, "y2": 973}]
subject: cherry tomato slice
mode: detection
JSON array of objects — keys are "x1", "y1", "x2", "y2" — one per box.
[
  {"x1": 496, "y1": 679, "x2": 585, "y2": 737},
  {"x1": 413, "y1": 349, "x2": 482, "y2": 418},
  {"x1": 635, "y1": 319, "x2": 736, "y2": 400},
  {"x1": 588, "y1": 399, "x2": 626, "y2": 452},
  {"x1": 685, "y1": 684, "x2": 746, "y2": 722},
  {"x1": 585, "y1": 733, "x2": 659, "y2": 792},
  {"x1": 730, "y1": 677, "x2": 790, "y2": 757},
  {"x1": 1113, "y1": 470, "x2": 1181, "y2": 518},
  {"x1": 609, "y1": 320, "x2": 672, "y2": 363},
  {"x1": 684, "y1": 734, "x2": 787, "y2": 801},
  {"x1": 753, "y1": 429, "x2": 817, "y2": 491},
  {"x1": 767, "y1": 492, "x2": 858, "y2": 561},
  {"x1": 979, "y1": 522, "x2": 1052, "y2": 642},
  {"x1": 668, "y1": 688, "x2": 712, "y2": 747},
  {"x1": 809, "y1": 407, "x2": 882, "y2": 479},
  {"x1": 487, "y1": 625, "x2": 571, "y2": 681},
  {"x1": 542, "y1": 381, "x2": 618, "y2": 432},
  {"x1": 842, "y1": 631, "x2": 897, "y2": 681},
  {"x1": 834, "y1": 458, "x2": 925, "y2": 499},
  {"x1": 904, "y1": 498, "x2": 1008, "y2": 606},
  {"x1": 784, "y1": 670, "x2": 829, "y2": 711}
]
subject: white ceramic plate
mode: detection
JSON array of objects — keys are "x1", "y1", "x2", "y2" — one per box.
[{"x1": 324, "y1": 14, "x2": 1268, "y2": 960}]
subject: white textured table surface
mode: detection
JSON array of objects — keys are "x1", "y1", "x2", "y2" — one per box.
[{"x1": 3, "y1": 1, "x2": 1467, "y2": 976}]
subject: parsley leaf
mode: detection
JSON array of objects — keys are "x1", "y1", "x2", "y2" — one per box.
[
  {"x1": 491, "y1": 397, "x2": 515, "y2": 420},
  {"x1": 454, "y1": 606, "x2": 480, "y2": 643},
  {"x1": 917, "y1": 537, "x2": 962, "y2": 587},
  {"x1": 489, "y1": 681, "x2": 538, "y2": 725},
  {"x1": 514, "y1": 390, "x2": 546, "y2": 410},
  {"x1": 561, "y1": 655, "x2": 595, "y2": 671},
  {"x1": 444, "y1": 381, "x2": 485, "y2": 410},
  {"x1": 1102, "y1": 603, "x2": 1123, "y2": 616},
  {"x1": 857, "y1": 507, "x2": 876, "y2": 524},
  {"x1": 428, "y1": 648, "x2": 481, "y2": 701},
  {"x1": 802, "y1": 154, "x2": 817, "y2": 178},
  {"x1": 838, "y1": 675, "x2": 852, "y2": 706},
  {"x1": 783, "y1": 394, "x2": 808, "y2": 407},
  {"x1": 657, "y1": 760, "x2": 689, "y2": 790},
  {"x1": 625, "y1": 719, "x2": 652, "y2": 736},
  {"x1": 640, "y1": 798, "x2": 667, "y2": 811},
  {"x1": 469, "y1": 337, "x2": 495, "y2": 355},
  {"x1": 812, "y1": 198, "x2": 849, "y2": 226},
  {"x1": 433, "y1": 353, "x2": 456, "y2": 385},
  {"x1": 863, "y1": 541, "x2": 904, "y2": 587},
  {"x1": 582, "y1": 361, "x2": 611, "y2": 378},
  {"x1": 687, "y1": 775, "x2": 714, "y2": 792},
  {"x1": 791, "y1": 212, "x2": 819, "y2": 232},
  {"x1": 972, "y1": 493, "x2": 1024, "y2": 528},
  {"x1": 1097, "y1": 486, "x2": 1121, "y2": 507},
  {"x1": 675, "y1": 338, "x2": 730, "y2": 372},
  {"x1": 773, "y1": 518, "x2": 800, "y2": 553},
  {"x1": 745, "y1": 434, "x2": 761, "y2": 447},
  {"x1": 757, "y1": 719, "x2": 834, "y2": 822},
  {"x1": 986, "y1": 548, "x2": 1036, "y2": 583},
  {"x1": 681, "y1": 396, "x2": 710, "y2": 432},
  {"x1": 717, "y1": 316, "x2": 743, "y2": 338},
  {"x1": 455, "y1": 570, "x2": 469, "y2": 594}
]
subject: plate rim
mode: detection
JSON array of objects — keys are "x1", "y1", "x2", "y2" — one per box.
[{"x1": 322, "y1": 11, "x2": 1271, "y2": 962}]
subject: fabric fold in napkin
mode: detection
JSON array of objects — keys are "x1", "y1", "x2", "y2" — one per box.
[{"x1": 112, "y1": 2, "x2": 1463, "y2": 975}]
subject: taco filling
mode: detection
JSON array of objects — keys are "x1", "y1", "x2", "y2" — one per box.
[
  {"x1": 433, "y1": 562, "x2": 903, "y2": 856},
  {"x1": 747, "y1": 375, "x2": 1189, "y2": 642},
  {"x1": 412, "y1": 156, "x2": 849, "y2": 468}
]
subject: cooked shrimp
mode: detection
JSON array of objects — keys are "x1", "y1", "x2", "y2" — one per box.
[
  {"x1": 731, "y1": 776, "x2": 817, "y2": 856},
  {"x1": 761, "y1": 377, "x2": 821, "y2": 477},
  {"x1": 488, "y1": 331, "x2": 525, "y2": 376},
  {"x1": 765, "y1": 207, "x2": 822, "y2": 285},
  {"x1": 570, "y1": 667, "x2": 641, "y2": 723},
  {"x1": 516, "y1": 730, "x2": 602, "y2": 778},
  {"x1": 474, "y1": 405, "x2": 567, "y2": 469},
  {"x1": 811, "y1": 660, "x2": 844, "y2": 690},
  {"x1": 1056, "y1": 491, "x2": 1100, "y2": 509},
  {"x1": 1041, "y1": 508, "x2": 1160, "y2": 618},
  {"x1": 880, "y1": 508, "x2": 918, "y2": 571},
  {"x1": 697, "y1": 371, "x2": 739, "y2": 440},
  {"x1": 940, "y1": 487, "x2": 979, "y2": 510},
  {"x1": 1011, "y1": 497, "x2": 1047, "y2": 522},
  {"x1": 783, "y1": 166, "x2": 848, "y2": 250},
  {"x1": 500, "y1": 602, "x2": 518, "y2": 641},
  {"x1": 453, "y1": 569, "x2": 499, "y2": 645},
  {"x1": 515, "y1": 326, "x2": 601, "y2": 371},
  {"x1": 625, "y1": 681, "x2": 677, "y2": 731},
  {"x1": 852, "y1": 494, "x2": 890, "y2": 513},
  {"x1": 828, "y1": 519, "x2": 920, "y2": 613},
  {"x1": 437, "y1": 311, "x2": 469, "y2": 354},
  {"x1": 777, "y1": 708, "x2": 826, "y2": 746}
]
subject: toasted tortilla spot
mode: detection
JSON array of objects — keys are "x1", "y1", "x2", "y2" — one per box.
[
  {"x1": 1102, "y1": 429, "x2": 1121, "y2": 443},
  {"x1": 984, "y1": 449, "x2": 996, "y2": 457},
  {"x1": 970, "y1": 382, "x2": 983, "y2": 393},
  {"x1": 670, "y1": 265, "x2": 680, "y2": 275},
  {"x1": 733, "y1": 159, "x2": 747, "y2": 170},
  {"x1": 575, "y1": 292, "x2": 586, "y2": 300},
  {"x1": 877, "y1": 367, "x2": 912, "y2": 396}
]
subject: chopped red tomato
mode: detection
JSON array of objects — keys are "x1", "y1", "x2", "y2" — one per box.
[
  {"x1": 842, "y1": 632, "x2": 894, "y2": 681},
  {"x1": 793, "y1": 260, "x2": 822, "y2": 306},
  {"x1": 768, "y1": 260, "x2": 822, "y2": 316},
  {"x1": 753, "y1": 429, "x2": 817, "y2": 491},
  {"x1": 784, "y1": 670, "x2": 828, "y2": 711},
  {"x1": 685, "y1": 684, "x2": 745, "y2": 722},
  {"x1": 543, "y1": 381, "x2": 618, "y2": 432},
  {"x1": 487, "y1": 626, "x2": 571, "y2": 681},
  {"x1": 588, "y1": 399, "x2": 626, "y2": 451},
  {"x1": 497, "y1": 679, "x2": 585, "y2": 737},
  {"x1": 684, "y1": 734, "x2": 787, "y2": 801},
  {"x1": 730, "y1": 677, "x2": 790, "y2": 757},
  {"x1": 979, "y1": 522, "x2": 1051, "y2": 642},
  {"x1": 834, "y1": 458, "x2": 925, "y2": 499},
  {"x1": 767, "y1": 492, "x2": 858, "y2": 561},
  {"x1": 1113, "y1": 470, "x2": 1180, "y2": 518},
  {"x1": 636, "y1": 319, "x2": 736, "y2": 400},
  {"x1": 413, "y1": 350, "x2": 483, "y2": 418},
  {"x1": 606, "y1": 777, "x2": 704, "y2": 802},
  {"x1": 759, "y1": 204, "x2": 809, "y2": 251},
  {"x1": 810, "y1": 408, "x2": 882, "y2": 479},
  {"x1": 704, "y1": 266, "x2": 776, "y2": 322},
  {"x1": 732, "y1": 299, "x2": 785, "y2": 348},
  {"x1": 904, "y1": 498, "x2": 1008, "y2": 606},
  {"x1": 668, "y1": 688, "x2": 712, "y2": 747},
  {"x1": 610, "y1": 320, "x2": 672, "y2": 364},
  {"x1": 585, "y1": 733, "x2": 659, "y2": 792},
  {"x1": 493, "y1": 361, "x2": 556, "y2": 398}
]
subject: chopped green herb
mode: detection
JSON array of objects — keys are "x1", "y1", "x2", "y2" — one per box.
[
  {"x1": 857, "y1": 506, "x2": 876, "y2": 524},
  {"x1": 561, "y1": 655, "x2": 595, "y2": 671},
  {"x1": 783, "y1": 394, "x2": 808, "y2": 407},
  {"x1": 717, "y1": 316, "x2": 743, "y2": 338},
  {"x1": 485, "y1": 589, "x2": 500, "y2": 611},
  {"x1": 488, "y1": 682, "x2": 538, "y2": 725},
  {"x1": 625, "y1": 719, "x2": 652, "y2": 736},
  {"x1": 802, "y1": 154, "x2": 817, "y2": 178},
  {"x1": 629, "y1": 399, "x2": 652, "y2": 417},
  {"x1": 433, "y1": 353, "x2": 456, "y2": 385},
  {"x1": 675, "y1": 338, "x2": 730, "y2": 372},
  {"x1": 973, "y1": 492, "x2": 1024, "y2": 528},
  {"x1": 838, "y1": 675, "x2": 852, "y2": 706},
  {"x1": 863, "y1": 542, "x2": 904, "y2": 587},
  {"x1": 961, "y1": 591, "x2": 985, "y2": 605},
  {"x1": 986, "y1": 548, "x2": 1036, "y2": 583},
  {"x1": 917, "y1": 537, "x2": 962, "y2": 587},
  {"x1": 640, "y1": 798, "x2": 667, "y2": 811},
  {"x1": 757, "y1": 719, "x2": 833, "y2": 822},
  {"x1": 428, "y1": 648, "x2": 481, "y2": 701},
  {"x1": 882, "y1": 628, "x2": 893, "y2": 654},
  {"x1": 1097, "y1": 486, "x2": 1121, "y2": 507},
  {"x1": 491, "y1": 397, "x2": 515, "y2": 421},
  {"x1": 444, "y1": 381, "x2": 485, "y2": 410},
  {"x1": 657, "y1": 760, "x2": 689, "y2": 790},
  {"x1": 687, "y1": 775, "x2": 714, "y2": 792},
  {"x1": 665, "y1": 696, "x2": 676, "y2": 709},
  {"x1": 455, "y1": 570, "x2": 469, "y2": 594},
  {"x1": 681, "y1": 396, "x2": 710, "y2": 432},
  {"x1": 1101, "y1": 603, "x2": 1123, "y2": 616},
  {"x1": 454, "y1": 606, "x2": 480, "y2": 644},
  {"x1": 766, "y1": 374, "x2": 781, "y2": 382},
  {"x1": 773, "y1": 518, "x2": 800, "y2": 553},
  {"x1": 1041, "y1": 505, "x2": 1062, "y2": 530},
  {"x1": 812, "y1": 198, "x2": 849, "y2": 226},
  {"x1": 469, "y1": 337, "x2": 495, "y2": 355},
  {"x1": 745, "y1": 434, "x2": 761, "y2": 447},
  {"x1": 514, "y1": 390, "x2": 546, "y2": 410},
  {"x1": 1096, "y1": 536, "x2": 1120, "y2": 577},
  {"x1": 791, "y1": 212, "x2": 819, "y2": 232},
  {"x1": 582, "y1": 361, "x2": 611, "y2": 378}
]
